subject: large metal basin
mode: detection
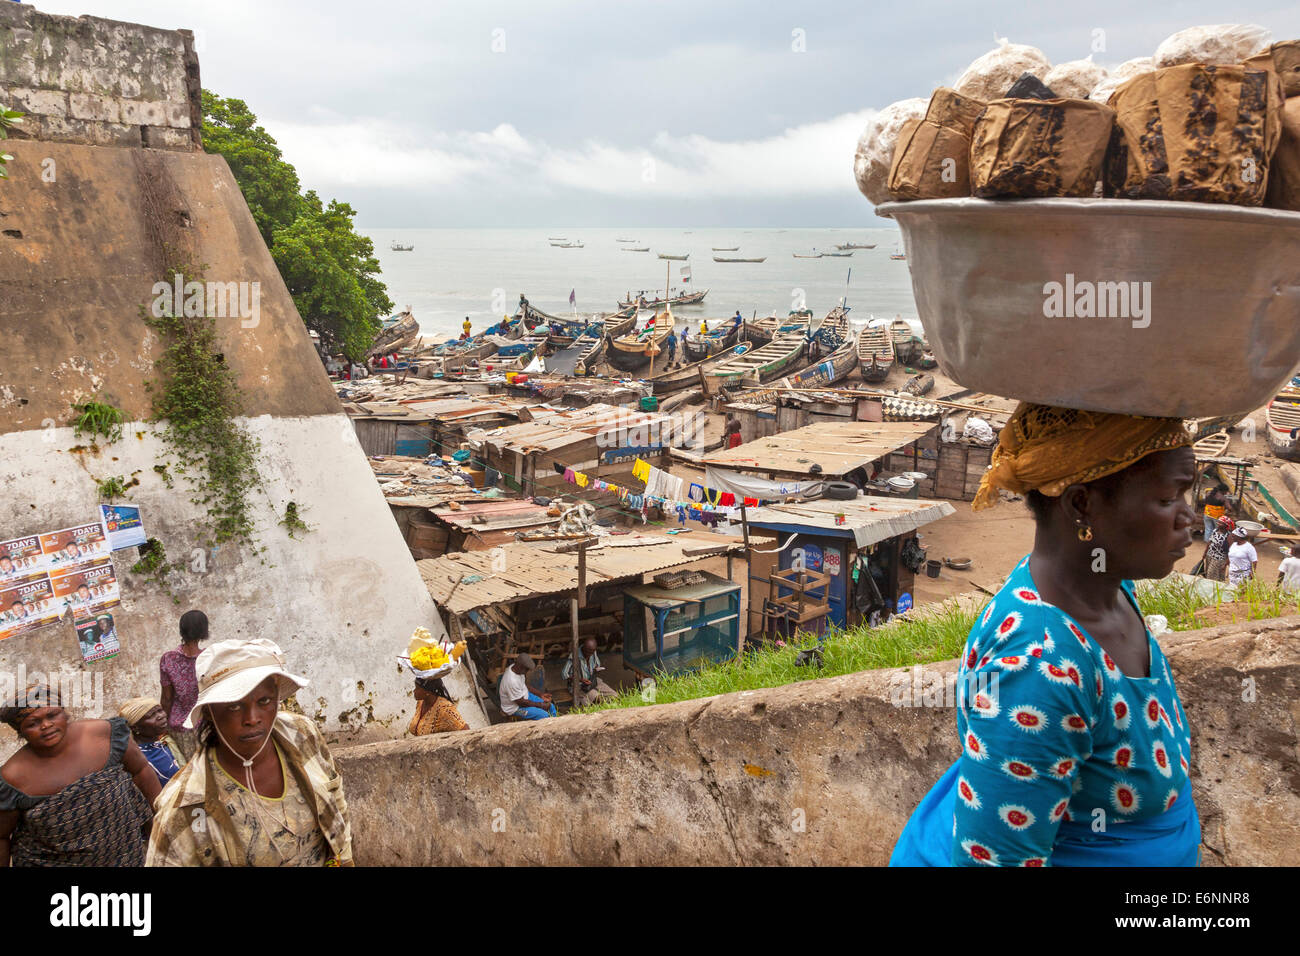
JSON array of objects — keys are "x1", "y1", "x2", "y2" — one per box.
[{"x1": 876, "y1": 198, "x2": 1300, "y2": 417}]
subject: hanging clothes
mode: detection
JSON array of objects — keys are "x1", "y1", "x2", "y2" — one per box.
[
  {"x1": 632, "y1": 458, "x2": 651, "y2": 483},
  {"x1": 688, "y1": 483, "x2": 705, "y2": 502}
]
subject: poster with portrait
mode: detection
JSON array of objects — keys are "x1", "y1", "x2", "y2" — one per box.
[
  {"x1": 0, "y1": 534, "x2": 49, "y2": 583},
  {"x1": 0, "y1": 573, "x2": 62, "y2": 642},
  {"x1": 50, "y1": 558, "x2": 120, "y2": 618},
  {"x1": 75, "y1": 609, "x2": 121, "y2": 664},
  {"x1": 40, "y1": 523, "x2": 111, "y2": 574},
  {"x1": 99, "y1": 505, "x2": 147, "y2": 551}
]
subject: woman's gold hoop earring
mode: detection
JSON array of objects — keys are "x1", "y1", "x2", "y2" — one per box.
[{"x1": 1077, "y1": 525, "x2": 1093, "y2": 542}]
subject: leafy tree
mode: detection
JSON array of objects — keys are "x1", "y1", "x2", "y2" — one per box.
[
  {"x1": 0, "y1": 107, "x2": 24, "y2": 179},
  {"x1": 201, "y1": 92, "x2": 392, "y2": 359},
  {"x1": 272, "y1": 191, "x2": 392, "y2": 359},
  {"x1": 200, "y1": 92, "x2": 302, "y2": 244}
]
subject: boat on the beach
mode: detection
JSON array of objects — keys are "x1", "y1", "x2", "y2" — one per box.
[
  {"x1": 657, "y1": 253, "x2": 689, "y2": 261},
  {"x1": 390, "y1": 241, "x2": 414, "y2": 252},
  {"x1": 617, "y1": 289, "x2": 708, "y2": 310},
  {"x1": 648, "y1": 342, "x2": 751, "y2": 395},
  {"x1": 684, "y1": 319, "x2": 742, "y2": 362},
  {"x1": 713, "y1": 255, "x2": 766, "y2": 263},
  {"x1": 857, "y1": 322, "x2": 894, "y2": 383},
  {"x1": 703, "y1": 319, "x2": 809, "y2": 393},
  {"x1": 574, "y1": 311, "x2": 637, "y2": 375},
  {"x1": 606, "y1": 312, "x2": 677, "y2": 372},
  {"x1": 438, "y1": 334, "x2": 509, "y2": 373},
  {"x1": 367, "y1": 309, "x2": 421, "y2": 357},
  {"x1": 889, "y1": 253, "x2": 906, "y2": 260},
  {"x1": 835, "y1": 243, "x2": 876, "y2": 250},
  {"x1": 891, "y1": 317, "x2": 923, "y2": 366},
  {"x1": 1266, "y1": 388, "x2": 1300, "y2": 461}
]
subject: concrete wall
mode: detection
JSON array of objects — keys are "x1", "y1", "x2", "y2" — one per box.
[
  {"x1": 336, "y1": 615, "x2": 1300, "y2": 865},
  {"x1": 0, "y1": 11, "x2": 486, "y2": 756},
  {"x1": 0, "y1": 4, "x2": 200, "y2": 150}
]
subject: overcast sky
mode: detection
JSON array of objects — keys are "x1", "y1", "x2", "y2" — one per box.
[{"x1": 31, "y1": 0, "x2": 1300, "y2": 227}]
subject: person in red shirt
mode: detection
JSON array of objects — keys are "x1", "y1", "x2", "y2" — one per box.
[{"x1": 725, "y1": 418, "x2": 743, "y2": 449}]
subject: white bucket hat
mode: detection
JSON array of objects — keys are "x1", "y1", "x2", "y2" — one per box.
[{"x1": 184, "y1": 638, "x2": 309, "y2": 729}]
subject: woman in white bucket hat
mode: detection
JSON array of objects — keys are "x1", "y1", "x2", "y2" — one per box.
[{"x1": 146, "y1": 639, "x2": 353, "y2": 866}]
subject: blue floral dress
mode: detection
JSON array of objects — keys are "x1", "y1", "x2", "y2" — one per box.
[{"x1": 891, "y1": 555, "x2": 1200, "y2": 866}]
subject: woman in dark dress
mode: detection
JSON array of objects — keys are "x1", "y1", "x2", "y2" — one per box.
[{"x1": 0, "y1": 684, "x2": 161, "y2": 866}]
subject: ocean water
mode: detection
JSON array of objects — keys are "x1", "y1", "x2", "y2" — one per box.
[{"x1": 360, "y1": 226, "x2": 918, "y2": 341}]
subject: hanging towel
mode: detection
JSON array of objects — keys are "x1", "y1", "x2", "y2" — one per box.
[
  {"x1": 743, "y1": 496, "x2": 759, "y2": 507},
  {"x1": 645, "y1": 466, "x2": 684, "y2": 502},
  {"x1": 718, "y1": 492, "x2": 736, "y2": 506},
  {"x1": 575, "y1": 472, "x2": 590, "y2": 488},
  {"x1": 632, "y1": 458, "x2": 651, "y2": 483},
  {"x1": 688, "y1": 483, "x2": 705, "y2": 502},
  {"x1": 563, "y1": 467, "x2": 576, "y2": 484}
]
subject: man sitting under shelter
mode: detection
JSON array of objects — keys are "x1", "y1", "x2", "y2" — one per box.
[
  {"x1": 562, "y1": 637, "x2": 616, "y2": 707},
  {"x1": 499, "y1": 653, "x2": 555, "y2": 721}
]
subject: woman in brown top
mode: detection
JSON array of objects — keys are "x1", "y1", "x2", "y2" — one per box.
[
  {"x1": 408, "y1": 677, "x2": 469, "y2": 736},
  {"x1": 0, "y1": 684, "x2": 160, "y2": 866}
]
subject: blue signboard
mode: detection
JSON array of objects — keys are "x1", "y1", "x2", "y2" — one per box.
[{"x1": 896, "y1": 592, "x2": 913, "y2": 613}]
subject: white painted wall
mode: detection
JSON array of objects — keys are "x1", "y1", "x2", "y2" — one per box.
[{"x1": 0, "y1": 412, "x2": 487, "y2": 759}]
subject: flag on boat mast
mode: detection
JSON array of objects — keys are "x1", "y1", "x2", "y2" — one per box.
[
  {"x1": 680, "y1": 264, "x2": 692, "y2": 284},
  {"x1": 569, "y1": 289, "x2": 576, "y2": 305}
]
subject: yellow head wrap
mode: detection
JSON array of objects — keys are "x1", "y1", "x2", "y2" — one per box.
[
  {"x1": 119, "y1": 696, "x2": 160, "y2": 726},
  {"x1": 972, "y1": 403, "x2": 1194, "y2": 511}
]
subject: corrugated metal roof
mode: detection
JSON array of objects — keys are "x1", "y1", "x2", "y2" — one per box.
[
  {"x1": 418, "y1": 530, "x2": 745, "y2": 614},
  {"x1": 430, "y1": 499, "x2": 556, "y2": 532},
  {"x1": 743, "y1": 496, "x2": 955, "y2": 547},
  {"x1": 700, "y1": 420, "x2": 936, "y2": 477},
  {"x1": 469, "y1": 402, "x2": 682, "y2": 457}
]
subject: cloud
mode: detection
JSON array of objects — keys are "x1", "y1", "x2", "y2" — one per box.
[{"x1": 270, "y1": 110, "x2": 876, "y2": 200}]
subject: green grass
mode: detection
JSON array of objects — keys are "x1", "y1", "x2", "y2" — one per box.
[
  {"x1": 579, "y1": 596, "x2": 986, "y2": 713},
  {"x1": 1136, "y1": 575, "x2": 1300, "y2": 631},
  {"x1": 579, "y1": 575, "x2": 1300, "y2": 714}
]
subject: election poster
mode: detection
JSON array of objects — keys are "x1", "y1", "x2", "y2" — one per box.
[
  {"x1": 50, "y1": 558, "x2": 120, "y2": 618},
  {"x1": 0, "y1": 573, "x2": 62, "y2": 642},
  {"x1": 99, "y1": 505, "x2": 147, "y2": 551},
  {"x1": 40, "y1": 523, "x2": 111, "y2": 574},
  {"x1": 75, "y1": 609, "x2": 120, "y2": 664},
  {"x1": 0, "y1": 534, "x2": 49, "y2": 583}
]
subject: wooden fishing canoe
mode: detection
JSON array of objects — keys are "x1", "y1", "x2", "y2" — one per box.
[
  {"x1": 684, "y1": 321, "x2": 741, "y2": 362},
  {"x1": 649, "y1": 342, "x2": 752, "y2": 395},
  {"x1": 703, "y1": 324, "x2": 809, "y2": 393},
  {"x1": 891, "y1": 317, "x2": 922, "y2": 366},
  {"x1": 606, "y1": 313, "x2": 676, "y2": 372},
  {"x1": 857, "y1": 323, "x2": 894, "y2": 382}
]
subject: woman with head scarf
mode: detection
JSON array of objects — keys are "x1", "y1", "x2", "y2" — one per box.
[
  {"x1": 407, "y1": 676, "x2": 469, "y2": 736},
  {"x1": 119, "y1": 697, "x2": 184, "y2": 785},
  {"x1": 146, "y1": 638, "x2": 353, "y2": 867},
  {"x1": 0, "y1": 684, "x2": 160, "y2": 866},
  {"x1": 1199, "y1": 515, "x2": 1235, "y2": 582},
  {"x1": 1226, "y1": 528, "x2": 1258, "y2": 586},
  {"x1": 891, "y1": 403, "x2": 1200, "y2": 867}
]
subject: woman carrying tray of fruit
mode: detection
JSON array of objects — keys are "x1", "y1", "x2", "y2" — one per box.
[{"x1": 891, "y1": 403, "x2": 1201, "y2": 866}]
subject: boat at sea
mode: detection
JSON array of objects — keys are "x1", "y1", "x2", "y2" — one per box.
[
  {"x1": 712, "y1": 246, "x2": 739, "y2": 251},
  {"x1": 793, "y1": 252, "x2": 823, "y2": 259},
  {"x1": 616, "y1": 238, "x2": 638, "y2": 242},
  {"x1": 857, "y1": 321, "x2": 894, "y2": 382},
  {"x1": 684, "y1": 318, "x2": 742, "y2": 362},
  {"x1": 1266, "y1": 387, "x2": 1300, "y2": 461},
  {"x1": 657, "y1": 253, "x2": 690, "y2": 261},
  {"x1": 552, "y1": 240, "x2": 584, "y2": 248},
  {"x1": 606, "y1": 312, "x2": 677, "y2": 372},
  {"x1": 617, "y1": 289, "x2": 708, "y2": 309},
  {"x1": 702, "y1": 317, "x2": 809, "y2": 393},
  {"x1": 390, "y1": 241, "x2": 414, "y2": 252},
  {"x1": 822, "y1": 251, "x2": 853, "y2": 258},
  {"x1": 835, "y1": 242, "x2": 876, "y2": 250},
  {"x1": 713, "y1": 255, "x2": 766, "y2": 263},
  {"x1": 891, "y1": 317, "x2": 923, "y2": 366},
  {"x1": 622, "y1": 247, "x2": 650, "y2": 252}
]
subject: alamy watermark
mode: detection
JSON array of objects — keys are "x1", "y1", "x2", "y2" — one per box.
[
  {"x1": 1042, "y1": 274, "x2": 1151, "y2": 329},
  {"x1": 151, "y1": 274, "x2": 261, "y2": 329}
]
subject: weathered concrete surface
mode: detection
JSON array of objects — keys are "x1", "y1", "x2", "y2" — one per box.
[
  {"x1": 0, "y1": 5, "x2": 200, "y2": 149},
  {"x1": 338, "y1": 616, "x2": 1300, "y2": 866},
  {"x1": 0, "y1": 141, "x2": 341, "y2": 430}
]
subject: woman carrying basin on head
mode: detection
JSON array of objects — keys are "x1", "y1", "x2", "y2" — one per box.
[{"x1": 890, "y1": 403, "x2": 1201, "y2": 867}]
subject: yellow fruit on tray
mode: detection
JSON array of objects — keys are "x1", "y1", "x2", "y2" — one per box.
[{"x1": 411, "y1": 646, "x2": 449, "y2": 670}]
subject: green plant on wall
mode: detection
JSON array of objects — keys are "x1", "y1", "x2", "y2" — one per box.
[
  {"x1": 142, "y1": 263, "x2": 262, "y2": 549},
  {"x1": 0, "y1": 108, "x2": 23, "y2": 180},
  {"x1": 278, "y1": 501, "x2": 311, "y2": 538},
  {"x1": 129, "y1": 537, "x2": 181, "y2": 600},
  {"x1": 96, "y1": 475, "x2": 127, "y2": 500},
  {"x1": 71, "y1": 398, "x2": 126, "y2": 445}
]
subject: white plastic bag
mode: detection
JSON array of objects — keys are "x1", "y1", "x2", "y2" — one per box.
[
  {"x1": 1153, "y1": 23, "x2": 1272, "y2": 68},
  {"x1": 953, "y1": 37, "x2": 1051, "y2": 101},
  {"x1": 854, "y1": 98, "x2": 927, "y2": 205},
  {"x1": 962, "y1": 416, "x2": 996, "y2": 445},
  {"x1": 1043, "y1": 57, "x2": 1108, "y2": 99},
  {"x1": 1091, "y1": 57, "x2": 1156, "y2": 104}
]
